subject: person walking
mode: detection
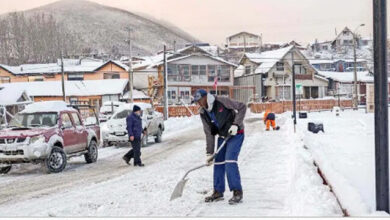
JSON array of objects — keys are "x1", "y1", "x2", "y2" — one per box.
[
  {"x1": 123, "y1": 105, "x2": 145, "y2": 167},
  {"x1": 193, "y1": 89, "x2": 246, "y2": 205}
]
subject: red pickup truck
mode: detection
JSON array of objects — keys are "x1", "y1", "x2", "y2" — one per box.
[{"x1": 0, "y1": 101, "x2": 100, "y2": 174}]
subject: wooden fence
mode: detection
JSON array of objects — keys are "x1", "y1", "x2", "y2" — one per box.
[{"x1": 155, "y1": 99, "x2": 353, "y2": 117}]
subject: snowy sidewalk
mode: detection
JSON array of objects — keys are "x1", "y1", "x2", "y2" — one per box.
[
  {"x1": 0, "y1": 114, "x2": 342, "y2": 217},
  {"x1": 190, "y1": 115, "x2": 342, "y2": 217}
]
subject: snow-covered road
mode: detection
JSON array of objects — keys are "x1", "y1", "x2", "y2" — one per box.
[{"x1": 0, "y1": 114, "x2": 342, "y2": 217}]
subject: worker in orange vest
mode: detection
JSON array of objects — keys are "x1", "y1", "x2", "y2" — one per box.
[{"x1": 263, "y1": 110, "x2": 279, "y2": 131}]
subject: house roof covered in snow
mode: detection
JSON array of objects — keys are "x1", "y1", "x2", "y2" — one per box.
[
  {"x1": 310, "y1": 59, "x2": 367, "y2": 65},
  {"x1": 226, "y1": 31, "x2": 261, "y2": 40},
  {"x1": 0, "y1": 79, "x2": 129, "y2": 97},
  {"x1": 0, "y1": 86, "x2": 32, "y2": 106},
  {"x1": 317, "y1": 71, "x2": 384, "y2": 83},
  {"x1": 249, "y1": 46, "x2": 294, "y2": 74},
  {"x1": 0, "y1": 59, "x2": 128, "y2": 75},
  {"x1": 122, "y1": 90, "x2": 150, "y2": 100},
  {"x1": 134, "y1": 45, "x2": 236, "y2": 69}
]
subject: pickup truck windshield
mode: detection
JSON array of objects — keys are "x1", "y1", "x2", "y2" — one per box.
[{"x1": 9, "y1": 113, "x2": 58, "y2": 128}]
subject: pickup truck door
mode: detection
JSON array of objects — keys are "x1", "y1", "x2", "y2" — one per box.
[
  {"x1": 60, "y1": 112, "x2": 78, "y2": 154},
  {"x1": 70, "y1": 112, "x2": 88, "y2": 152}
]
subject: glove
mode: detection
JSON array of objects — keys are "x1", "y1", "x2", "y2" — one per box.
[
  {"x1": 228, "y1": 125, "x2": 238, "y2": 136},
  {"x1": 206, "y1": 153, "x2": 214, "y2": 166}
]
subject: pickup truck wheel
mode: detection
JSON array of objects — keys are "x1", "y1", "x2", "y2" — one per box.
[
  {"x1": 44, "y1": 146, "x2": 67, "y2": 174},
  {"x1": 0, "y1": 165, "x2": 11, "y2": 174},
  {"x1": 155, "y1": 128, "x2": 162, "y2": 143},
  {"x1": 85, "y1": 140, "x2": 98, "y2": 163}
]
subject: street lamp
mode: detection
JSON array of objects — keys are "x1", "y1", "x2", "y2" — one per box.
[{"x1": 352, "y1": 23, "x2": 365, "y2": 110}]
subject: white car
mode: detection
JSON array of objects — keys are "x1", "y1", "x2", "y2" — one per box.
[
  {"x1": 99, "y1": 101, "x2": 126, "y2": 122},
  {"x1": 102, "y1": 103, "x2": 164, "y2": 147}
]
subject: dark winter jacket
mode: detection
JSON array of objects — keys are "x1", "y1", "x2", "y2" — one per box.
[
  {"x1": 200, "y1": 95, "x2": 246, "y2": 154},
  {"x1": 126, "y1": 112, "x2": 143, "y2": 139}
]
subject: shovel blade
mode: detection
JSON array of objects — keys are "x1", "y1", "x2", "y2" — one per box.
[{"x1": 170, "y1": 178, "x2": 188, "y2": 201}]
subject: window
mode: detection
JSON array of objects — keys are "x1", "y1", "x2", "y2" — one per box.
[
  {"x1": 208, "y1": 65, "x2": 217, "y2": 82},
  {"x1": 245, "y1": 66, "x2": 251, "y2": 75},
  {"x1": 69, "y1": 97, "x2": 78, "y2": 105},
  {"x1": 0, "y1": 76, "x2": 10, "y2": 84},
  {"x1": 294, "y1": 64, "x2": 307, "y2": 74},
  {"x1": 28, "y1": 76, "x2": 44, "y2": 81},
  {"x1": 104, "y1": 73, "x2": 120, "y2": 79},
  {"x1": 71, "y1": 113, "x2": 82, "y2": 126},
  {"x1": 113, "y1": 110, "x2": 131, "y2": 119},
  {"x1": 168, "y1": 90, "x2": 176, "y2": 99},
  {"x1": 68, "y1": 74, "x2": 84, "y2": 81},
  {"x1": 61, "y1": 113, "x2": 73, "y2": 128},
  {"x1": 199, "y1": 65, "x2": 206, "y2": 76},
  {"x1": 191, "y1": 65, "x2": 199, "y2": 76},
  {"x1": 276, "y1": 62, "x2": 284, "y2": 71},
  {"x1": 218, "y1": 65, "x2": 231, "y2": 82},
  {"x1": 179, "y1": 91, "x2": 190, "y2": 100},
  {"x1": 179, "y1": 65, "x2": 190, "y2": 82},
  {"x1": 168, "y1": 64, "x2": 179, "y2": 82}
]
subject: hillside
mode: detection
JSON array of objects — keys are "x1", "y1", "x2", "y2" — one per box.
[{"x1": 21, "y1": 0, "x2": 197, "y2": 57}]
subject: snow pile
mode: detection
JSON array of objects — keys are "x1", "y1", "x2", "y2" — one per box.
[
  {"x1": 21, "y1": 101, "x2": 75, "y2": 113},
  {"x1": 299, "y1": 110, "x2": 389, "y2": 216}
]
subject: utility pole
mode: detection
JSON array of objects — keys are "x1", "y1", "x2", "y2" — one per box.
[
  {"x1": 126, "y1": 28, "x2": 134, "y2": 103},
  {"x1": 291, "y1": 47, "x2": 297, "y2": 133},
  {"x1": 60, "y1": 51, "x2": 66, "y2": 102},
  {"x1": 163, "y1": 45, "x2": 168, "y2": 120},
  {"x1": 353, "y1": 24, "x2": 365, "y2": 110},
  {"x1": 373, "y1": 0, "x2": 389, "y2": 213},
  {"x1": 353, "y1": 38, "x2": 358, "y2": 110}
]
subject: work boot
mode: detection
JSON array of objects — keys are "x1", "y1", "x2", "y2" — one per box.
[
  {"x1": 228, "y1": 190, "x2": 243, "y2": 205},
  {"x1": 122, "y1": 156, "x2": 130, "y2": 165},
  {"x1": 205, "y1": 191, "x2": 224, "y2": 203}
]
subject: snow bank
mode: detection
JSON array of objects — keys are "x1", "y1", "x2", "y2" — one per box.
[{"x1": 299, "y1": 110, "x2": 389, "y2": 216}]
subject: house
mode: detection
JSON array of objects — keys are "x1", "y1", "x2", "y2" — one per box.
[
  {"x1": 311, "y1": 40, "x2": 333, "y2": 52},
  {"x1": 0, "y1": 86, "x2": 32, "y2": 125},
  {"x1": 317, "y1": 71, "x2": 390, "y2": 104},
  {"x1": 332, "y1": 27, "x2": 360, "y2": 50},
  {"x1": 226, "y1": 32, "x2": 262, "y2": 52},
  {"x1": 0, "y1": 79, "x2": 149, "y2": 112},
  {"x1": 145, "y1": 45, "x2": 237, "y2": 105},
  {"x1": 0, "y1": 59, "x2": 129, "y2": 84},
  {"x1": 234, "y1": 46, "x2": 329, "y2": 103},
  {"x1": 310, "y1": 59, "x2": 368, "y2": 72}
]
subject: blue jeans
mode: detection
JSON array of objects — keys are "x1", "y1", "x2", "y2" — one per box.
[{"x1": 213, "y1": 134, "x2": 244, "y2": 193}]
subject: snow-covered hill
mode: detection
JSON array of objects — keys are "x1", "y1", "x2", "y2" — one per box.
[{"x1": 20, "y1": 0, "x2": 197, "y2": 56}]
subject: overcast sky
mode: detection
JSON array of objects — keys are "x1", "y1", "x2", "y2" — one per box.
[{"x1": 1, "y1": 0, "x2": 374, "y2": 46}]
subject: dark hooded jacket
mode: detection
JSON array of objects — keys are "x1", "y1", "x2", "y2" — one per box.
[
  {"x1": 200, "y1": 94, "x2": 246, "y2": 154},
  {"x1": 126, "y1": 112, "x2": 143, "y2": 139}
]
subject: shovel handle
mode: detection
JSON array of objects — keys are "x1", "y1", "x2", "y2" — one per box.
[{"x1": 181, "y1": 136, "x2": 231, "y2": 180}]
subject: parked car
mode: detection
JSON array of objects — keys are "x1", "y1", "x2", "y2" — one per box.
[
  {"x1": 99, "y1": 101, "x2": 126, "y2": 122},
  {"x1": 102, "y1": 103, "x2": 164, "y2": 147},
  {"x1": 0, "y1": 101, "x2": 100, "y2": 174}
]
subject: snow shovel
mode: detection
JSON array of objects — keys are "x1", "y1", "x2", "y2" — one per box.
[{"x1": 170, "y1": 136, "x2": 230, "y2": 201}]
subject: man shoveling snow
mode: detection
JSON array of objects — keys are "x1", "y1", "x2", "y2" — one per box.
[{"x1": 193, "y1": 89, "x2": 246, "y2": 205}]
